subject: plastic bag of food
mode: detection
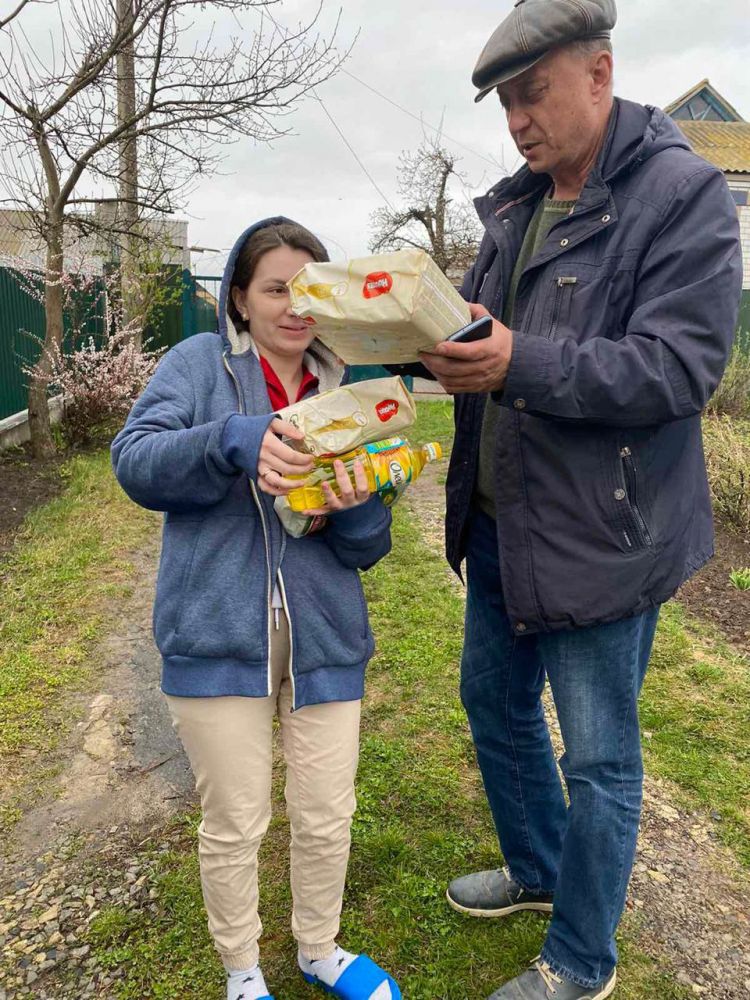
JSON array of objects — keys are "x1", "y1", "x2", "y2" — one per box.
[
  {"x1": 277, "y1": 375, "x2": 415, "y2": 458},
  {"x1": 288, "y1": 249, "x2": 471, "y2": 364}
]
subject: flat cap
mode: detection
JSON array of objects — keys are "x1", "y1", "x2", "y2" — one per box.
[{"x1": 472, "y1": 0, "x2": 617, "y2": 102}]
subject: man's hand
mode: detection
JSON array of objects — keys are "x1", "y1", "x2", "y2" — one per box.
[{"x1": 419, "y1": 303, "x2": 513, "y2": 395}]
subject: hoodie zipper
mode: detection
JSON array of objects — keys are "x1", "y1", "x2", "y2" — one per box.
[
  {"x1": 222, "y1": 351, "x2": 274, "y2": 696},
  {"x1": 277, "y1": 571, "x2": 296, "y2": 711}
]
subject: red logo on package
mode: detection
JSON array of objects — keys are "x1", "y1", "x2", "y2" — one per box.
[
  {"x1": 302, "y1": 316, "x2": 316, "y2": 326},
  {"x1": 362, "y1": 271, "x2": 393, "y2": 299},
  {"x1": 376, "y1": 399, "x2": 399, "y2": 422}
]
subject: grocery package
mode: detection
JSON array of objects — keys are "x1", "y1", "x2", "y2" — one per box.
[
  {"x1": 285, "y1": 436, "x2": 443, "y2": 512},
  {"x1": 277, "y1": 375, "x2": 416, "y2": 457},
  {"x1": 288, "y1": 249, "x2": 471, "y2": 364}
]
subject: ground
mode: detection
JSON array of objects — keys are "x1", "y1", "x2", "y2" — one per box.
[{"x1": 0, "y1": 426, "x2": 749, "y2": 998}]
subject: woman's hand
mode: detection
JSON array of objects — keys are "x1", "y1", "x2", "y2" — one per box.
[
  {"x1": 301, "y1": 459, "x2": 372, "y2": 515},
  {"x1": 257, "y1": 418, "x2": 315, "y2": 496}
]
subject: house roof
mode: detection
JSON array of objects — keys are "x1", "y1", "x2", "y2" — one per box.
[
  {"x1": 664, "y1": 79, "x2": 744, "y2": 122},
  {"x1": 675, "y1": 121, "x2": 750, "y2": 174}
]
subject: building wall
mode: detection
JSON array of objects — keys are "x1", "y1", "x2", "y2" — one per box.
[{"x1": 726, "y1": 174, "x2": 750, "y2": 290}]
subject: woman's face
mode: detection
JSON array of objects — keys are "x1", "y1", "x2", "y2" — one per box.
[{"x1": 232, "y1": 245, "x2": 316, "y2": 359}]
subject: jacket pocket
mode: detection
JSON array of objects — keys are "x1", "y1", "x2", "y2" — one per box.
[
  {"x1": 616, "y1": 446, "x2": 653, "y2": 551},
  {"x1": 546, "y1": 276, "x2": 578, "y2": 339}
]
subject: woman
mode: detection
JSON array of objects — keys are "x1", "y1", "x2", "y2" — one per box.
[{"x1": 112, "y1": 217, "x2": 400, "y2": 1000}]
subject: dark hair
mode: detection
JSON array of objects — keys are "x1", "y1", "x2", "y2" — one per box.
[{"x1": 228, "y1": 221, "x2": 329, "y2": 333}]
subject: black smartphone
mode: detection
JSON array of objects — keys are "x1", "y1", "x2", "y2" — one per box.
[{"x1": 445, "y1": 315, "x2": 493, "y2": 344}]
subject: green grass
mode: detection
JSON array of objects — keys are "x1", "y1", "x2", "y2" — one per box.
[
  {"x1": 85, "y1": 499, "x2": 689, "y2": 999},
  {"x1": 410, "y1": 401, "x2": 750, "y2": 865},
  {"x1": 0, "y1": 449, "x2": 158, "y2": 827}
]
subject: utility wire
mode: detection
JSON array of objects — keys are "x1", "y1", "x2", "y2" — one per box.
[
  {"x1": 311, "y1": 90, "x2": 397, "y2": 211},
  {"x1": 340, "y1": 69, "x2": 505, "y2": 172}
]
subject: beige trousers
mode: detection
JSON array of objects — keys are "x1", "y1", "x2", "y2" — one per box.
[{"x1": 166, "y1": 614, "x2": 361, "y2": 972}]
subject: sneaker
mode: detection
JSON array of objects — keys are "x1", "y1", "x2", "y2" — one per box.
[
  {"x1": 446, "y1": 866, "x2": 554, "y2": 918},
  {"x1": 487, "y1": 959, "x2": 617, "y2": 999}
]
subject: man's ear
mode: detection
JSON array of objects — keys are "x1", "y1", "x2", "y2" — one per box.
[{"x1": 590, "y1": 51, "x2": 613, "y2": 103}]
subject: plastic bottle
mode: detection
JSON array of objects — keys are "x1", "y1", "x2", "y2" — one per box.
[{"x1": 285, "y1": 436, "x2": 443, "y2": 512}]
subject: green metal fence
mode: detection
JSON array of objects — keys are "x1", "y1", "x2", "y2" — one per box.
[
  {"x1": 0, "y1": 267, "x2": 107, "y2": 422},
  {"x1": 1, "y1": 266, "x2": 748, "y2": 424}
]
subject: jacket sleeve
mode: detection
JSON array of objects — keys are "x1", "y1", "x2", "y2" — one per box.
[
  {"x1": 500, "y1": 167, "x2": 743, "y2": 427},
  {"x1": 111, "y1": 347, "x2": 274, "y2": 513},
  {"x1": 323, "y1": 495, "x2": 392, "y2": 570}
]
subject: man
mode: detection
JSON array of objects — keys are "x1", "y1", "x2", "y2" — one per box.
[{"x1": 416, "y1": 1, "x2": 742, "y2": 998}]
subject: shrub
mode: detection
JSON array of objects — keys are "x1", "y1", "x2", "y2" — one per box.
[
  {"x1": 702, "y1": 414, "x2": 750, "y2": 534},
  {"x1": 706, "y1": 340, "x2": 750, "y2": 419},
  {"x1": 47, "y1": 330, "x2": 162, "y2": 446}
]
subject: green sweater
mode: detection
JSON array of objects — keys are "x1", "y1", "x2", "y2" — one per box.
[{"x1": 474, "y1": 195, "x2": 576, "y2": 520}]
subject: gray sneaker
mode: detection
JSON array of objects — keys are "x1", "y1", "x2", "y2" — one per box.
[
  {"x1": 488, "y1": 959, "x2": 617, "y2": 1000},
  {"x1": 446, "y1": 866, "x2": 554, "y2": 918}
]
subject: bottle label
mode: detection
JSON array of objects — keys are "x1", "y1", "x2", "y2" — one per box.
[{"x1": 364, "y1": 438, "x2": 413, "y2": 506}]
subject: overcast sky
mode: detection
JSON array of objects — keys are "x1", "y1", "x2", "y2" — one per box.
[{"x1": 11, "y1": 0, "x2": 750, "y2": 274}]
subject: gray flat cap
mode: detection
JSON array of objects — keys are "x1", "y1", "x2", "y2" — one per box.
[{"x1": 473, "y1": 0, "x2": 617, "y2": 102}]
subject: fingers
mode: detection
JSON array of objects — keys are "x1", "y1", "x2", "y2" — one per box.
[
  {"x1": 269, "y1": 417, "x2": 306, "y2": 441},
  {"x1": 259, "y1": 430, "x2": 314, "y2": 480},
  {"x1": 256, "y1": 468, "x2": 308, "y2": 496},
  {"x1": 468, "y1": 301, "x2": 491, "y2": 320},
  {"x1": 317, "y1": 460, "x2": 371, "y2": 511}
]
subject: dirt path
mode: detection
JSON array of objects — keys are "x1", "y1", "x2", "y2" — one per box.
[
  {"x1": 0, "y1": 536, "x2": 196, "y2": 999},
  {"x1": 405, "y1": 461, "x2": 750, "y2": 1000}
]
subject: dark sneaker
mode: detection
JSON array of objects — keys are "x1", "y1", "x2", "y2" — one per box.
[
  {"x1": 487, "y1": 959, "x2": 617, "y2": 999},
  {"x1": 446, "y1": 866, "x2": 553, "y2": 918}
]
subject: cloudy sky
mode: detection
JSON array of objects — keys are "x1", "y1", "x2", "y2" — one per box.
[{"x1": 10, "y1": 0, "x2": 750, "y2": 274}]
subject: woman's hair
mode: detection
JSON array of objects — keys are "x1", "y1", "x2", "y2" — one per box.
[{"x1": 228, "y1": 221, "x2": 329, "y2": 333}]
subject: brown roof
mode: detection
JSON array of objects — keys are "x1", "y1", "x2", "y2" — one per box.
[{"x1": 675, "y1": 121, "x2": 750, "y2": 174}]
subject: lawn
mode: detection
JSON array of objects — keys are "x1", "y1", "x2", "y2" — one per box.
[{"x1": 0, "y1": 450, "x2": 159, "y2": 828}]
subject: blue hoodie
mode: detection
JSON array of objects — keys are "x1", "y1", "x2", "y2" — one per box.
[{"x1": 112, "y1": 217, "x2": 392, "y2": 708}]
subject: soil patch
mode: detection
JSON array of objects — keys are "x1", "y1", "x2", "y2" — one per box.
[
  {"x1": 677, "y1": 522, "x2": 750, "y2": 648},
  {"x1": 0, "y1": 445, "x2": 67, "y2": 560}
]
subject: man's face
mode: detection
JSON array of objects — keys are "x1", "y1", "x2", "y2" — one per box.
[{"x1": 496, "y1": 46, "x2": 609, "y2": 178}]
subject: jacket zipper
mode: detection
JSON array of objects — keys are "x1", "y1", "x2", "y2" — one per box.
[
  {"x1": 619, "y1": 446, "x2": 653, "y2": 549},
  {"x1": 547, "y1": 277, "x2": 577, "y2": 338},
  {"x1": 222, "y1": 352, "x2": 274, "y2": 695},
  {"x1": 277, "y1": 571, "x2": 296, "y2": 711}
]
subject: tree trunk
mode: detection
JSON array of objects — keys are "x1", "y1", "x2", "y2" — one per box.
[
  {"x1": 28, "y1": 215, "x2": 64, "y2": 459},
  {"x1": 117, "y1": 0, "x2": 141, "y2": 348}
]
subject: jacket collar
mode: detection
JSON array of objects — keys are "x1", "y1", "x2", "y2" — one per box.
[{"x1": 476, "y1": 97, "x2": 686, "y2": 227}]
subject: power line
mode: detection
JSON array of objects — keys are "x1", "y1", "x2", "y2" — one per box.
[
  {"x1": 312, "y1": 90, "x2": 397, "y2": 211},
  {"x1": 340, "y1": 69, "x2": 505, "y2": 172}
]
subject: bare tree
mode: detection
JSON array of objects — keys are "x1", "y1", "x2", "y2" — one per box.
[
  {"x1": 369, "y1": 135, "x2": 482, "y2": 279},
  {"x1": 0, "y1": 0, "x2": 344, "y2": 456}
]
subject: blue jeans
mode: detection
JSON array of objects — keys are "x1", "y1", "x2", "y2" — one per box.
[{"x1": 461, "y1": 512, "x2": 659, "y2": 987}]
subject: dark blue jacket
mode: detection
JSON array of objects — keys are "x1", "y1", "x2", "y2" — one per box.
[
  {"x1": 112, "y1": 218, "x2": 392, "y2": 707},
  {"x1": 448, "y1": 99, "x2": 742, "y2": 634}
]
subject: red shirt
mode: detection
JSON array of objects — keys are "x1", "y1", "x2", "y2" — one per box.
[{"x1": 260, "y1": 356, "x2": 318, "y2": 411}]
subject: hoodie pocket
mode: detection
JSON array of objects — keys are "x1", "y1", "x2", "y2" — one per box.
[{"x1": 616, "y1": 446, "x2": 653, "y2": 551}]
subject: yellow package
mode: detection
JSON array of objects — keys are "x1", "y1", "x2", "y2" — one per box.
[
  {"x1": 288, "y1": 249, "x2": 471, "y2": 364},
  {"x1": 277, "y1": 375, "x2": 415, "y2": 457}
]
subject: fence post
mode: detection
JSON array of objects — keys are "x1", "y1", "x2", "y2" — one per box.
[{"x1": 181, "y1": 269, "x2": 193, "y2": 341}]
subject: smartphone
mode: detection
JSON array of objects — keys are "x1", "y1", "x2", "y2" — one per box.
[{"x1": 445, "y1": 315, "x2": 493, "y2": 344}]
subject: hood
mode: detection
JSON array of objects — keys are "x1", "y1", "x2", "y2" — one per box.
[
  {"x1": 218, "y1": 215, "x2": 345, "y2": 394},
  {"x1": 479, "y1": 97, "x2": 693, "y2": 214}
]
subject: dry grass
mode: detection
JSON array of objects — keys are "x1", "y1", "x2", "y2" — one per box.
[
  {"x1": 702, "y1": 414, "x2": 750, "y2": 534},
  {"x1": 707, "y1": 342, "x2": 750, "y2": 420}
]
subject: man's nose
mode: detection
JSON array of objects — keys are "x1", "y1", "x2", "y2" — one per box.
[{"x1": 507, "y1": 105, "x2": 532, "y2": 135}]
